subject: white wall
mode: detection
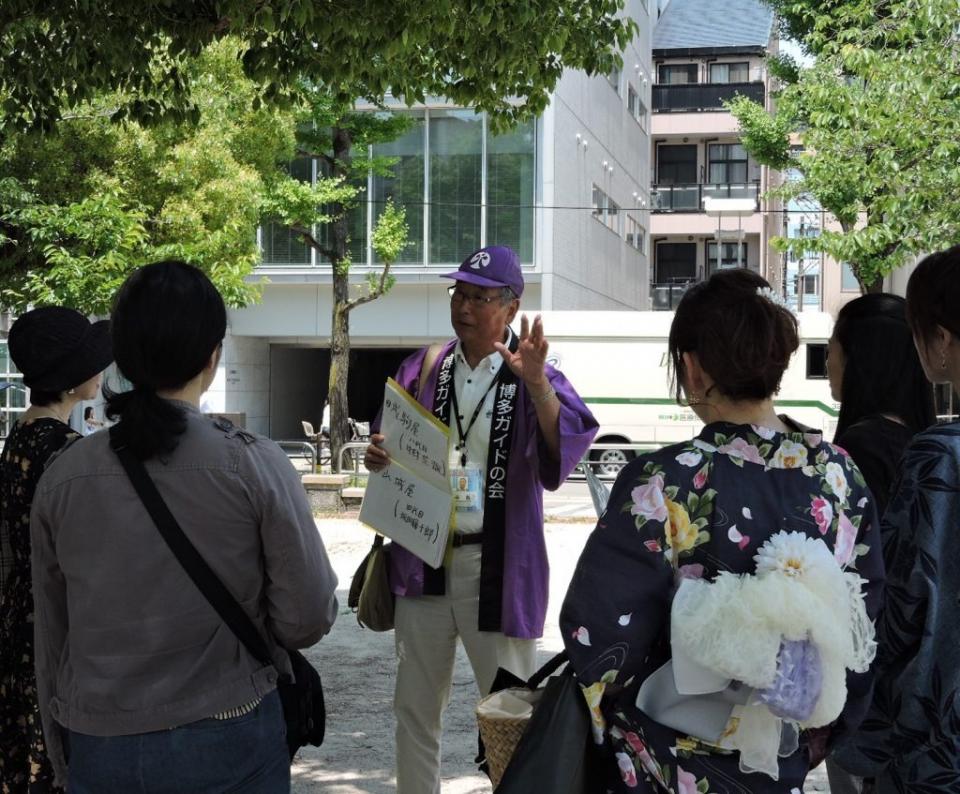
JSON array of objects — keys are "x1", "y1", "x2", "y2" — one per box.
[
  {"x1": 228, "y1": 280, "x2": 544, "y2": 343},
  {"x1": 543, "y1": 0, "x2": 653, "y2": 309},
  {"x1": 203, "y1": 334, "x2": 270, "y2": 435}
]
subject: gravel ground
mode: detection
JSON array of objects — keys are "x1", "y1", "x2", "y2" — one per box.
[{"x1": 292, "y1": 516, "x2": 830, "y2": 793}]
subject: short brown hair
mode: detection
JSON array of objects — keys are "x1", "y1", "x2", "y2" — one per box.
[
  {"x1": 668, "y1": 269, "x2": 799, "y2": 403},
  {"x1": 906, "y1": 245, "x2": 960, "y2": 345}
]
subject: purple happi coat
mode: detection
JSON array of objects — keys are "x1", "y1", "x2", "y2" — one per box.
[{"x1": 384, "y1": 340, "x2": 598, "y2": 639}]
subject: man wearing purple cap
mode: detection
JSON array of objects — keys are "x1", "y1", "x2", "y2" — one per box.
[{"x1": 365, "y1": 245, "x2": 598, "y2": 793}]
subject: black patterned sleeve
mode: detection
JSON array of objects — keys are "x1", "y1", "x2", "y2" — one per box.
[{"x1": 560, "y1": 461, "x2": 675, "y2": 694}]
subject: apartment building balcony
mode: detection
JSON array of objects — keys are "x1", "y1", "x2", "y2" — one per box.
[
  {"x1": 652, "y1": 81, "x2": 764, "y2": 113},
  {"x1": 651, "y1": 182, "x2": 760, "y2": 212},
  {"x1": 649, "y1": 231, "x2": 762, "y2": 311},
  {"x1": 651, "y1": 111, "x2": 743, "y2": 136},
  {"x1": 650, "y1": 279, "x2": 694, "y2": 311}
]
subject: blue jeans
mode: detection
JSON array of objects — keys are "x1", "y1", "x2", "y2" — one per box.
[{"x1": 67, "y1": 689, "x2": 290, "y2": 793}]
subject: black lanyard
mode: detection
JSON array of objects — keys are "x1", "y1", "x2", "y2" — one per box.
[{"x1": 449, "y1": 362, "x2": 501, "y2": 468}]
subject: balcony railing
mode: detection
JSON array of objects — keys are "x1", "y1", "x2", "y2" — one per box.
[
  {"x1": 651, "y1": 182, "x2": 760, "y2": 213},
  {"x1": 653, "y1": 82, "x2": 764, "y2": 113},
  {"x1": 651, "y1": 279, "x2": 695, "y2": 311}
]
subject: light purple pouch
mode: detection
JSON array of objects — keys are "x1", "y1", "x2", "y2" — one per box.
[{"x1": 756, "y1": 639, "x2": 822, "y2": 722}]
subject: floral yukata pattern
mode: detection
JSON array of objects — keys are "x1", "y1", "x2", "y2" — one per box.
[{"x1": 560, "y1": 420, "x2": 885, "y2": 794}]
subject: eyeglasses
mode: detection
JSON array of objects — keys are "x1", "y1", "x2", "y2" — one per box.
[{"x1": 447, "y1": 286, "x2": 512, "y2": 307}]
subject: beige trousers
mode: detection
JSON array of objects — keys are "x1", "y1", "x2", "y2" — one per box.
[{"x1": 393, "y1": 544, "x2": 538, "y2": 794}]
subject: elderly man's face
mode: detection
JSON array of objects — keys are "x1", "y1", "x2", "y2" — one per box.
[{"x1": 449, "y1": 284, "x2": 519, "y2": 353}]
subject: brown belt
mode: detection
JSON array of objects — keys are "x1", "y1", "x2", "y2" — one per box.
[{"x1": 451, "y1": 531, "x2": 484, "y2": 547}]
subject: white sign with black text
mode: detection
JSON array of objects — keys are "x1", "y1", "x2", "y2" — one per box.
[{"x1": 359, "y1": 378, "x2": 453, "y2": 568}]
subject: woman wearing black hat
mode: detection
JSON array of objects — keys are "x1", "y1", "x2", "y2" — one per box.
[{"x1": 0, "y1": 307, "x2": 112, "y2": 793}]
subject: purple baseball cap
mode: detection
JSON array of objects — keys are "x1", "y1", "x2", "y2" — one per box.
[{"x1": 443, "y1": 246, "x2": 524, "y2": 297}]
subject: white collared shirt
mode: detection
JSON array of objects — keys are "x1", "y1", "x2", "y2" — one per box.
[{"x1": 448, "y1": 329, "x2": 514, "y2": 532}]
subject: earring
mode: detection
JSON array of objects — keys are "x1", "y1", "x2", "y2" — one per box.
[
  {"x1": 942, "y1": 353, "x2": 949, "y2": 370},
  {"x1": 682, "y1": 393, "x2": 704, "y2": 407},
  {"x1": 68, "y1": 388, "x2": 76, "y2": 395}
]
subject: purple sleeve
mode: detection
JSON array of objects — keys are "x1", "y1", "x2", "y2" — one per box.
[{"x1": 528, "y1": 367, "x2": 599, "y2": 491}]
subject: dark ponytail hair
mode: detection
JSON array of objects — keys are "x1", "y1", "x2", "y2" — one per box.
[
  {"x1": 105, "y1": 261, "x2": 227, "y2": 459},
  {"x1": 668, "y1": 269, "x2": 799, "y2": 403},
  {"x1": 833, "y1": 293, "x2": 934, "y2": 438}
]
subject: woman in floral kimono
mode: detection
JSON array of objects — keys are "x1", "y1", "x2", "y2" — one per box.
[
  {"x1": 560, "y1": 269, "x2": 885, "y2": 793},
  {"x1": 833, "y1": 246, "x2": 960, "y2": 792}
]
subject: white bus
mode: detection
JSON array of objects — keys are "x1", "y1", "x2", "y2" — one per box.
[{"x1": 539, "y1": 311, "x2": 839, "y2": 476}]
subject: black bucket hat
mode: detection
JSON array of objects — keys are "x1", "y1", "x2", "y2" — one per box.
[{"x1": 7, "y1": 307, "x2": 113, "y2": 392}]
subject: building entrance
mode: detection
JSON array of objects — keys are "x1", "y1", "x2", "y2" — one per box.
[{"x1": 268, "y1": 345, "x2": 419, "y2": 440}]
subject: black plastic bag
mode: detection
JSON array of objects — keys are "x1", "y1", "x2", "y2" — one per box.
[{"x1": 493, "y1": 653, "x2": 595, "y2": 794}]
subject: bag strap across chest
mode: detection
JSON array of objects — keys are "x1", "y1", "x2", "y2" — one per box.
[{"x1": 109, "y1": 425, "x2": 274, "y2": 668}]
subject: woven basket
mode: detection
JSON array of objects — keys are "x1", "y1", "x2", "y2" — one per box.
[
  {"x1": 478, "y1": 711, "x2": 529, "y2": 788},
  {"x1": 476, "y1": 687, "x2": 542, "y2": 789}
]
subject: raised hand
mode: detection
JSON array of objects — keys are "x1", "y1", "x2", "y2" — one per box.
[{"x1": 494, "y1": 313, "x2": 550, "y2": 391}]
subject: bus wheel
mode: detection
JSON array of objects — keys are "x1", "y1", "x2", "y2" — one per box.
[{"x1": 589, "y1": 447, "x2": 635, "y2": 479}]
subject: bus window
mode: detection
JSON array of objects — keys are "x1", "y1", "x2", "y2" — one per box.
[{"x1": 806, "y1": 343, "x2": 828, "y2": 379}]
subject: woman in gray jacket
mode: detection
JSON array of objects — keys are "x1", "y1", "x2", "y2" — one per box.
[{"x1": 30, "y1": 261, "x2": 338, "y2": 793}]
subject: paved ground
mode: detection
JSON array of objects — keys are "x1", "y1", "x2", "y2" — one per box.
[{"x1": 292, "y1": 482, "x2": 830, "y2": 792}]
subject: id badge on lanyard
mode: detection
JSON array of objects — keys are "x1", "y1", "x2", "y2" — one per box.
[
  {"x1": 449, "y1": 363, "x2": 498, "y2": 514},
  {"x1": 451, "y1": 465, "x2": 483, "y2": 512}
]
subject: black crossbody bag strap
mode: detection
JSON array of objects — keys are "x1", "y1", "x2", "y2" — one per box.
[{"x1": 109, "y1": 426, "x2": 273, "y2": 668}]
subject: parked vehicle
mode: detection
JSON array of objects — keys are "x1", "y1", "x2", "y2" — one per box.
[{"x1": 539, "y1": 311, "x2": 838, "y2": 477}]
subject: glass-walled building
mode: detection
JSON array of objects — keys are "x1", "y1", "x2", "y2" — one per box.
[{"x1": 259, "y1": 109, "x2": 536, "y2": 269}]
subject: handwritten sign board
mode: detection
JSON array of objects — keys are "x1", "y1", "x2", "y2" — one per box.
[{"x1": 359, "y1": 378, "x2": 453, "y2": 568}]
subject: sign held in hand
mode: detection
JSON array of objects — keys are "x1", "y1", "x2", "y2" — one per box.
[{"x1": 359, "y1": 379, "x2": 453, "y2": 568}]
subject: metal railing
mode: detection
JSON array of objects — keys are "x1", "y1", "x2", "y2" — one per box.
[
  {"x1": 653, "y1": 81, "x2": 764, "y2": 112},
  {"x1": 338, "y1": 441, "x2": 369, "y2": 476},
  {"x1": 651, "y1": 182, "x2": 760, "y2": 212},
  {"x1": 277, "y1": 440, "x2": 317, "y2": 471},
  {"x1": 650, "y1": 279, "x2": 695, "y2": 311}
]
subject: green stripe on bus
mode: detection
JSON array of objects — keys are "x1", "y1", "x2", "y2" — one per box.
[{"x1": 582, "y1": 397, "x2": 839, "y2": 417}]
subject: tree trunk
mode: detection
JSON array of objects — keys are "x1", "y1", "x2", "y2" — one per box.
[
  {"x1": 327, "y1": 124, "x2": 353, "y2": 472},
  {"x1": 854, "y1": 265, "x2": 883, "y2": 294},
  {"x1": 328, "y1": 295, "x2": 351, "y2": 472}
]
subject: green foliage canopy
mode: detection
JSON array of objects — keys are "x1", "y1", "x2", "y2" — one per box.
[
  {"x1": 0, "y1": 40, "x2": 297, "y2": 312},
  {"x1": 733, "y1": 0, "x2": 960, "y2": 288},
  {"x1": 0, "y1": 0, "x2": 635, "y2": 134}
]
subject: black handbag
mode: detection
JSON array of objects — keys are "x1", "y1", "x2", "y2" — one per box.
[
  {"x1": 110, "y1": 427, "x2": 325, "y2": 759},
  {"x1": 490, "y1": 651, "x2": 595, "y2": 794}
]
